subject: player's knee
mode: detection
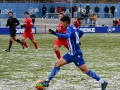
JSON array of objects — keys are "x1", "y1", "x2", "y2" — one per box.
[
  {"x1": 31, "y1": 40, "x2": 35, "y2": 43},
  {"x1": 55, "y1": 61, "x2": 61, "y2": 68},
  {"x1": 54, "y1": 46, "x2": 59, "y2": 51},
  {"x1": 9, "y1": 37, "x2": 13, "y2": 41},
  {"x1": 22, "y1": 39, "x2": 25, "y2": 42},
  {"x1": 82, "y1": 69, "x2": 89, "y2": 74},
  {"x1": 13, "y1": 38, "x2": 17, "y2": 41},
  {"x1": 13, "y1": 39, "x2": 16, "y2": 41}
]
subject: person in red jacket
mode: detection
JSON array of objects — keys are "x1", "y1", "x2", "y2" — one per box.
[
  {"x1": 117, "y1": 18, "x2": 120, "y2": 26},
  {"x1": 21, "y1": 11, "x2": 38, "y2": 52},
  {"x1": 57, "y1": 6, "x2": 62, "y2": 13},
  {"x1": 74, "y1": 17, "x2": 79, "y2": 28}
]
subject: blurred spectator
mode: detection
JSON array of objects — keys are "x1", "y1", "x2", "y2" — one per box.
[
  {"x1": 110, "y1": 5, "x2": 115, "y2": 18},
  {"x1": 94, "y1": 5, "x2": 99, "y2": 17},
  {"x1": 77, "y1": 13, "x2": 84, "y2": 26},
  {"x1": 80, "y1": 13, "x2": 85, "y2": 26},
  {"x1": 69, "y1": 6, "x2": 74, "y2": 18},
  {"x1": 78, "y1": 5, "x2": 83, "y2": 17},
  {"x1": 93, "y1": 13, "x2": 98, "y2": 26},
  {"x1": 50, "y1": 5, "x2": 55, "y2": 18},
  {"x1": 73, "y1": 4, "x2": 78, "y2": 18},
  {"x1": 57, "y1": 6, "x2": 62, "y2": 13},
  {"x1": 86, "y1": 4, "x2": 90, "y2": 14},
  {"x1": 104, "y1": 5, "x2": 109, "y2": 18},
  {"x1": 42, "y1": 5, "x2": 47, "y2": 18},
  {"x1": 118, "y1": 19, "x2": 120, "y2": 26},
  {"x1": 30, "y1": 13, "x2": 36, "y2": 26},
  {"x1": 84, "y1": 13, "x2": 89, "y2": 26},
  {"x1": 62, "y1": 5, "x2": 66, "y2": 13},
  {"x1": 113, "y1": 18, "x2": 118, "y2": 26},
  {"x1": 89, "y1": 13, "x2": 93, "y2": 26}
]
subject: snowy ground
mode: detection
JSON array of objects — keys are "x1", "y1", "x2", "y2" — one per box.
[{"x1": 0, "y1": 34, "x2": 120, "y2": 90}]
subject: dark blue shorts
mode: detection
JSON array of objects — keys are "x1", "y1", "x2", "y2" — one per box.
[{"x1": 62, "y1": 53, "x2": 85, "y2": 67}]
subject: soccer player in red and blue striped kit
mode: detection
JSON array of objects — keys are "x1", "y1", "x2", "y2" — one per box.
[{"x1": 37, "y1": 16, "x2": 108, "y2": 90}]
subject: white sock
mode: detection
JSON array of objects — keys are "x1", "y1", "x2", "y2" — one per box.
[
  {"x1": 99, "y1": 79, "x2": 104, "y2": 84},
  {"x1": 46, "y1": 79, "x2": 50, "y2": 82}
]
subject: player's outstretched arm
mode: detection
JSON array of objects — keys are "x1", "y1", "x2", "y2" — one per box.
[
  {"x1": 48, "y1": 29, "x2": 56, "y2": 35},
  {"x1": 56, "y1": 28, "x2": 71, "y2": 38},
  {"x1": 56, "y1": 32, "x2": 71, "y2": 38},
  {"x1": 21, "y1": 24, "x2": 26, "y2": 28},
  {"x1": 49, "y1": 28, "x2": 71, "y2": 38}
]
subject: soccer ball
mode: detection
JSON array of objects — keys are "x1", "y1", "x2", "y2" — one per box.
[{"x1": 35, "y1": 80, "x2": 45, "y2": 90}]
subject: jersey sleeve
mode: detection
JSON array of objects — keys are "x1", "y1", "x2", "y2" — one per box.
[
  {"x1": 78, "y1": 28, "x2": 84, "y2": 38},
  {"x1": 6, "y1": 19, "x2": 9, "y2": 26},
  {"x1": 15, "y1": 18, "x2": 20, "y2": 26},
  {"x1": 56, "y1": 26, "x2": 72, "y2": 38}
]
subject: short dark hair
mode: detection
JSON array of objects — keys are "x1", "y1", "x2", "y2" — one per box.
[
  {"x1": 24, "y1": 11, "x2": 29, "y2": 15},
  {"x1": 8, "y1": 11, "x2": 13, "y2": 15},
  {"x1": 59, "y1": 12, "x2": 65, "y2": 16},
  {"x1": 61, "y1": 15, "x2": 71, "y2": 24}
]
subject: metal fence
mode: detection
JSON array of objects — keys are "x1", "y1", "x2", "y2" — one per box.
[{"x1": 0, "y1": 0, "x2": 120, "y2": 3}]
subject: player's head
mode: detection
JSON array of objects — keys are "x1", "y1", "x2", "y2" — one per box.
[
  {"x1": 59, "y1": 12, "x2": 65, "y2": 20},
  {"x1": 24, "y1": 11, "x2": 29, "y2": 18},
  {"x1": 8, "y1": 11, "x2": 13, "y2": 17},
  {"x1": 61, "y1": 15, "x2": 70, "y2": 28}
]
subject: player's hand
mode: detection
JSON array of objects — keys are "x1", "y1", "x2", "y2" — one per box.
[
  {"x1": 21, "y1": 24, "x2": 26, "y2": 28},
  {"x1": 48, "y1": 29, "x2": 56, "y2": 35}
]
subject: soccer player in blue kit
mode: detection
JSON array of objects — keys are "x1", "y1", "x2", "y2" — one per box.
[{"x1": 39, "y1": 16, "x2": 108, "y2": 90}]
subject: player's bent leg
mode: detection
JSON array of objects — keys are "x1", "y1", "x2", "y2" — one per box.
[
  {"x1": 13, "y1": 37, "x2": 24, "y2": 49},
  {"x1": 55, "y1": 58, "x2": 67, "y2": 67},
  {"x1": 41, "y1": 58, "x2": 67, "y2": 87},
  {"x1": 30, "y1": 39, "x2": 38, "y2": 52},
  {"x1": 62, "y1": 41, "x2": 69, "y2": 50},
  {"x1": 22, "y1": 37, "x2": 28, "y2": 51},
  {"x1": 13, "y1": 36, "x2": 17, "y2": 41},
  {"x1": 48, "y1": 58, "x2": 67, "y2": 81},
  {"x1": 5, "y1": 37, "x2": 13, "y2": 52},
  {"x1": 79, "y1": 64, "x2": 108, "y2": 90},
  {"x1": 78, "y1": 64, "x2": 89, "y2": 74},
  {"x1": 54, "y1": 45, "x2": 59, "y2": 51},
  {"x1": 64, "y1": 43, "x2": 69, "y2": 50},
  {"x1": 54, "y1": 45, "x2": 61, "y2": 59}
]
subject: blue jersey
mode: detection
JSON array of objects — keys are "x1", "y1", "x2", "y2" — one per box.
[{"x1": 56, "y1": 25, "x2": 84, "y2": 55}]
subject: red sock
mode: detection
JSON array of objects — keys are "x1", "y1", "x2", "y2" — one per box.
[
  {"x1": 55, "y1": 50, "x2": 61, "y2": 59},
  {"x1": 24, "y1": 42, "x2": 28, "y2": 48},
  {"x1": 33, "y1": 42, "x2": 38, "y2": 49}
]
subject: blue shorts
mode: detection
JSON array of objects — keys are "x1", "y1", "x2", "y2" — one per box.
[{"x1": 62, "y1": 53, "x2": 85, "y2": 67}]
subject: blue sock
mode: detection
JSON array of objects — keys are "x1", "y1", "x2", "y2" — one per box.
[
  {"x1": 87, "y1": 70, "x2": 100, "y2": 81},
  {"x1": 48, "y1": 67, "x2": 60, "y2": 81}
]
